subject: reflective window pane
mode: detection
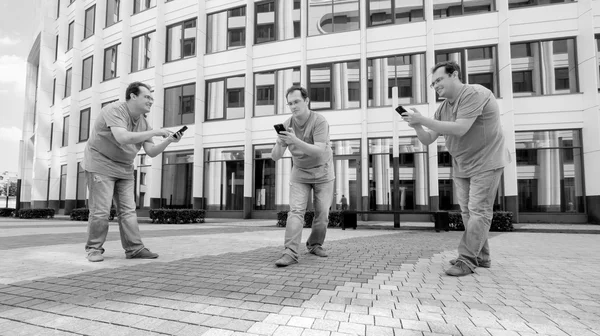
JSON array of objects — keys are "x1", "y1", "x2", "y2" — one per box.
[
  {"x1": 82, "y1": 56, "x2": 93, "y2": 90},
  {"x1": 162, "y1": 150, "x2": 193, "y2": 209},
  {"x1": 253, "y1": 144, "x2": 292, "y2": 210},
  {"x1": 309, "y1": 0, "x2": 360, "y2": 36},
  {"x1": 254, "y1": 67, "x2": 300, "y2": 117},
  {"x1": 132, "y1": 31, "x2": 154, "y2": 72},
  {"x1": 84, "y1": 6, "x2": 95, "y2": 39},
  {"x1": 368, "y1": 53, "x2": 426, "y2": 107},
  {"x1": 103, "y1": 44, "x2": 118, "y2": 81},
  {"x1": 204, "y1": 147, "x2": 245, "y2": 211}
]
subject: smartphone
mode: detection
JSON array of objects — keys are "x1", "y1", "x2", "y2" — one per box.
[
  {"x1": 273, "y1": 124, "x2": 286, "y2": 134},
  {"x1": 174, "y1": 125, "x2": 188, "y2": 139},
  {"x1": 395, "y1": 105, "x2": 408, "y2": 116}
]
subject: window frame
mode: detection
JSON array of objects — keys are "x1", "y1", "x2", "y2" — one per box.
[
  {"x1": 105, "y1": 0, "x2": 121, "y2": 28},
  {"x1": 163, "y1": 83, "x2": 196, "y2": 127},
  {"x1": 366, "y1": 0, "x2": 425, "y2": 27},
  {"x1": 67, "y1": 21, "x2": 74, "y2": 51},
  {"x1": 206, "y1": 5, "x2": 247, "y2": 54},
  {"x1": 83, "y1": 5, "x2": 96, "y2": 39},
  {"x1": 61, "y1": 115, "x2": 70, "y2": 147},
  {"x1": 307, "y1": 60, "x2": 361, "y2": 111},
  {"x1": 103, "y1": 44, "x2": 119, "y2": 81},
  {"x1": 165, "y1": 18, "x2": 197, "y2": 62},
  {"x1": 205, "y1": 75, "x2": 246, "y2": 121},
  {"x1": 64, "y1": 67, "x2": 72, "y2": 98},
  {"x1": 133, "y1": 0, "x2": 156, "y2": 14},
  {"x1": 78, "y1": 108, "x2": 91, "y2": 142},
  {"x1": 131, "y1": 30, "x2": 155, "y2": 72},
  {"x1": 81, "y1": 55, "x2": 93, "y2": 90}
]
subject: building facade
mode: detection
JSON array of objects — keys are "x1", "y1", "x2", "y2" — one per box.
[{"x1": 19, "y1": 0, "x2": 600, "y2": 223}]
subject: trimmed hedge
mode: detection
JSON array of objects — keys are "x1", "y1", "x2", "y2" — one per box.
[
  {"x1": 448, "y1": 211, "x2": 513, "y2": 232},
  {"x1": 149, "y1": 209, "x2": 206, "y2": 224},
  {"x1": 0, "y1": 208, "x2": 15, "y2": 217},
  {"x1": 277, "y1": 210, "x2": 345, "y2": 228},
  {"x1": 70, "y1": 208, "x2": 116, "y2": 221},
  {"x1": 15, "y1": 208, "x2": 55, "y2": 219}
]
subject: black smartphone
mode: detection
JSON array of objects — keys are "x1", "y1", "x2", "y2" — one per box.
[
  {"x1": 174, "y1": 125, "x2": 188, "y2": 139},
  {"x1": 395, "y1": 105, "x2": 408, "y2": 116},
  {"x1": 274, "y1": 124, "x2": 286, "y2": 134}
]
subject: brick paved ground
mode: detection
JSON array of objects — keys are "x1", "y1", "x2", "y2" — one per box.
[{"x1": 1, "y1": 217, "x2": 599, "y2": 336}]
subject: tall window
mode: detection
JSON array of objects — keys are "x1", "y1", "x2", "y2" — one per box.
[
  {"x1": 103, "y1": 44, "x2": 119, "y2": 81},
  {"x1": 516, "y1": 130, "x2": 584, "y2": 213},
  {"x1": 76, "y1": 162, "x2": 86, "y2": 208},
  {"x1": 52, "y1": 78, "x2": 56, "y2": 105},
  {"x1": 64, "y1": 68, "x2": 72, "y2": 98},
  {"x1": 166, "y1": 18, "x2": 197, "y2": 62},
  {"x1": 81, "y1": 56, "x2": 93, "y2": 90},
  {"x1": 59, "y1": 164, "x2": 67, "y2": 209},
  {"x1": 254, "y1": 144, "x2": 292, "y2": 210},
  {"x1": 56, "y1": 0, "x2": 60, "y2": 19},
  {"x1": 84, "y1": 5, "x2": 95, "y2": 39},
  {"x1": 101, "y1": 99, "x2": 118, "y2": 108},
  {"x1": 596, "y1": 35, "x2": 600, "y2": 89},
  {"x1": 131, "y1": 31, "x2": 155, "y2": 72},
  {"x1": 308, "y1": 0, "x2": 360, "y2": 36},
  {"x1": 207, "y1": 6, "x2": 246, "y2": 53},
  {"x1": 367, "y1": 53, "x2": 427, "y2": 107},
  {"x1": 54, "y1": 35, "x2": 59, "y2": 61},
  {"x1": 254, "y1": 0, "x2": 301, "y2": 44},
  {"x1": 49, "y1": 123, "x2": 54, "y2": 151},
  {"x1": 162, "y1": 151, "x2": 193, "y2": 209},
  {"x1": 254, "y1": 67, "x2": 300, "y2": 116},
  {"x1": 367, "y1": 0, "x2": 424, "y2": 27},
  {"x1": 509, "y1": 0, "x2": 573, "y2": 9},
  {"x1": 433, "y1": 0, "x2": 494, "y2": 18},
  {"x1": 308, "y1": 60, "x2": 360, "y2": 110},
  {"x1": 204, "y1": 147, "x2": 244, "y2": 211},
  {"x1": 511, "y1": 38, "x2": 578, "y2": 97},
  {"x1": 79, "y1": 108, "x2": 90, "y2": 142},
  {"x1": 435, "y1": 46, "x2": 499, "y2": 97},
  {"x1": 133, "y1": 0, "x2": 156, "y2": 14},
  {"x1": 164, "y1": 83, "x2": 195, "y2": 127},
  {"x1": 106, "y1": 0, "x2": 120, "y2": 27},
  {"x1": 137, "y1": 154, "x2": 151, "y2": 208},
  {"x1": 206, "y1": 76, "x2": 245, "y2": 120},
  {"x1": 62, "y1": 115, "x2": 69, "y2": 147},
  {"x1": 67, "y1": 21, "x2": 74, "y2": 51}
]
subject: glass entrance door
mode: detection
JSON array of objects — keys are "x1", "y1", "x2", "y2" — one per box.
[{"x1": 332, "y1": 156, "x2": 361, "y2": 211}]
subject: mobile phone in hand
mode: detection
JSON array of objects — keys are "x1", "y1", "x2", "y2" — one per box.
[
  {"x1": 174, "y1": 125, "x2": 188, "y2": 139},
  {"x1": 273, "y1": 124, "x2": 286, "y2": 134},
  {"x1": 395, "y1": 105, "x2": 408, "y2": 116}
]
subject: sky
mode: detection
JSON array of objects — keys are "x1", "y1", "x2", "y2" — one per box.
[{"x1": 0, "y1": 0, "x2": 36, "y2": 174}]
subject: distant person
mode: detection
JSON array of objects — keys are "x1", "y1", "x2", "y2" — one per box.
[
  {"x1": 341, "y1": 195, "x2": 348, "y2": 210},
  {"x1": 83, "y1": 82, "x2": 183, "y2": 262},
  {"x1": 401, "y1": 61, "x2": 508, "y2": 277},
  {"x1": 271, "y1": 85, "x2": 335, "y2": 267}
]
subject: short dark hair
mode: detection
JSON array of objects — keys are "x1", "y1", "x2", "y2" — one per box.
[
  {"x1": 285, "y1": 85, "x2": 309, "y2": 101},
  {"x1": 125, "y1": 82, "x2": 152, "y2": 101},
  {"x1": 432, "y1": 61, "x2": 462, "y2": 81}
]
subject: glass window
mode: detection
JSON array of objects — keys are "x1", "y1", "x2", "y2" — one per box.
[
  {"x1": 509, "y1": 0, "x2": 573, "y2": 9},
  {"x1": 79, "y1": 108, "x2": 90, "y2": 142},
  {"x1": 308, "y1": 60, "x2": 360, "y2": 110},
  {"x1": 254, "y1": 67, "x2": 300, "y2": 116},
  {"x1": 101, "y1": 99, "x2": 117, "y2": 108},
  {"x1": 137, "y1": 154, "x2": 152, "y2": 208},
  {"x1": 435, "y1": 46, "x2": 499, "y2": 97},
  {"x1": 254, "y1": 0, "x2": 301, "y2": 44},
  {"x1": 207, "y1": 6, "x2": 246, "y2": 53},
  {"x1": 162, "y1": 151, "x2": 193, "y2": 209},
  {"x1": 368, "y1": 53, "x2": 427, "y2": 107},
  {"x1": 206, "y1": 76, "x2": 245, "y2": 120},
  {"x1": 166, "y1": 18, "x2": 197, "y2": 62},
  {"x1": 84, "y1": 5, "x2": 95, "y2": 39},
  {"x1": 515, "y1": 130, "x2": 584, "y2": 213},
  {"x1": 367, "y1": 0, "x2": 424, "y2": 27},
  {"x1": 511, "y1": 38, "x2": 578, "y2": 97},
  {"x1": 52, "y1": 78, "x2": 56, "y2": 105},
  {"x1": 204, "y1": 147, "x2": 245, "y2": 211},
  {"x1": 596, "y1": 35, "x2": 600, "y2": 89},
  {"x1": 164, "y1": 83, "x2": 196, "y2": 127},
  {"x1": 133, "y1": 0, "x2": 155, "y2": 13},
  {"x1": 106, "y1": 0, "x2": 120, "y2": 27},
  {"x1": 62, "y1": 115, "x2": 69, "y2": 147},
  {"x1": 309, "y1": 0, "x2": 359, "y2": 36},
  {"x1": 55, "y1": 35, "x2": 59, "y2": 61},
  {"x1": 57, "y1": 0, "x2": 60, "y2": 19},
  {"x1": 64, "y1": 68, "x2": 72, "y2": 98},
  {"x1": 103, "y1": 44, "x2": 119, "y2": 81},
  {"x1": 132, "y1": 31, "x2": 154, "y2": 72},
  {"x1": 434, "y1": 0, "x2": 494, "y2": 18},
  {"x1": 76, "y1": 162, "x2": 87, "y2": 208},
  {"x1": 253, "y1": 144, "x2": 292, "y2": 210},
  {"x1": 59, "y1": 164, "x2": 67, "y2": 209},
  {"x1": 49, "y1": 123, "x2": 54, "y2": 151},
  {"x1": 67, "y1": 21, "x2": 74, "y2": 51},
  {"x1": 82, "y1": 56, "x2": 93, "y2": 90}
]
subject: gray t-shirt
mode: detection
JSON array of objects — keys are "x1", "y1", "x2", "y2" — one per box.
[
  {"x1": 283, "y1": 111, "x2": 335, "y2": 183},
  {"x1": 83, "y1": 102, "x2": 153, "y2": 179},
  {"x1": 434, "y1": 84, "x2": 508, "y2": 178}
]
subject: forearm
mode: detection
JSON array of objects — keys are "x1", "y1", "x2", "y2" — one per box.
[
  {"x1": 120, "y1": 130, "x2": 156, "y2": 145},
  {"x1": 420, "y1": 118, "x2": 463, "y2": 136},
  {"x1": 413, "y1": 125, "x2": 436, "y2": 146},
  {"x1": 271, "y1": 141, "x2": 287, "y2": 161},
  {"x1": 145, "y1": 139, "x2": 172, "y2": 157},
  {"x1": 293, "y1": 140, "x2": 324, "y2": 158}
]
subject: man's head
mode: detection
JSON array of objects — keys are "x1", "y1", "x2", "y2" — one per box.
[
  {"x1": 431, "y1": 61, "x2": 463, "y2": 99},
  {"x1": 285, "y1": 85, "x2": 310, "y2": 117},
  {"x1": 126, "y1": 82, "x2": 154, "y2": 115}
]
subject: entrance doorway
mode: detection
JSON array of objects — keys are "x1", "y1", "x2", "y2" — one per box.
[{"x1": 331, "y1": 156, "x2": 361, "y2": 211}]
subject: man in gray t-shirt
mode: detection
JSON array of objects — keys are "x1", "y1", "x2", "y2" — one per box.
[
  {"x1": 271, "y1": 85, "x2": 335, "y2": 267},
  {"x1": 402, "y1": 61, "x2": 508, "y2": 277},
  {"x1": 83, "y1": 82, "x2": 183, "y2": 262}
]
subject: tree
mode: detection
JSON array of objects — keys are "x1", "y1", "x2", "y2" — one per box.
[{"x1": 8, "y1": 181, "x2": 17, "y2": 197}]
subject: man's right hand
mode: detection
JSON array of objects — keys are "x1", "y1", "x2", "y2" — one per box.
[{"x1": 154, "y1": 129, "x2": 172, "y2": 138}]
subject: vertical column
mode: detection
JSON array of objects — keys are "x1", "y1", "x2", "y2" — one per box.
[
  {"x1": 424, "y1": 0, "x2": 439, "y2": 211},
  {"x1": 391, "y1": 87, "x2": 400, "y2": 227},
  {"x1": 359, "y1": 0, "x2": 369, "y2": 216},
  {"x1": 193, "y1": 0, "x2": 207, "y2": 210},
  {"x1": 300, "y1": 0, "x2": 307, "y2": 86},
  {"x1": 243, "y1": 0, "x2": 255, "y2": 218}
]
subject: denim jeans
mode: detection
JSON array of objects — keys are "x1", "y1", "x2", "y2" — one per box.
[
  {"x1": 85, "y1": 172, "x2": 145, "y2": 257},
  {"x1": 454, "y1": 168, "x2": 503, "y2": 270},
  {"x1": 283, "y1": 180, "x2": 335, "y2": 260}
]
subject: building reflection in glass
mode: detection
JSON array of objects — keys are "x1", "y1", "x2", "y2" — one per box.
[{"x1": 204, "y1": 147, "x2": 245, "y2": 211}]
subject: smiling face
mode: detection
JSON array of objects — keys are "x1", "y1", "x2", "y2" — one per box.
[
  {"x1": 131, "y1": 86, "x2": 154, "y2": 115},
  {"x1": 286, "y1": 89, "x2": 310, "y2": 118},
  {"x1": 431, "y1": 66, "x2": 460, "y2": 100}
]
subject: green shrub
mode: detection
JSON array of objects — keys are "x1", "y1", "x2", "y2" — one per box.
[
  {"x1": 0, "y1": 208, "x2": 15, "y2": 217},
  {"x1": 70, "y1": 208, "x2": 116, "y2": 221},
  {"x1": 16, "y1": 208, "x2": 55, "y2": 219},
  {"x1": 277, "y1": 210, "x2": 346, "y2": 228},
  {"x1": 448, "y1": 211, "x2": 513, "y2": 232},
  {"x1": 149, "y1": 208, "x2": 205, "y2": 224}
]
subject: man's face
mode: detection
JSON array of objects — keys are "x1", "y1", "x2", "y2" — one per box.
[
  {"x1": 132, "y1": 86, "x2": 154, "y2": 114},
  {"x1": 286, "y1": 90, "x2": 309, "y2": 117},
  {"x1": 431, "y1": 67, "x2": 454, "y2": 98}
]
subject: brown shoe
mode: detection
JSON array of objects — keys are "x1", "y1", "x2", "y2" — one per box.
[
  {"x1": 450, "y1": 258, "x2": 490, "y2": 268},
  {"x1": 445, "y1": 260, "x2": 474, "y2": 277},
  {"x1": 275, "y1": 254, "x2": 298, "y2": 267},
  {"x1": 310, "y1": 247, "x2": 328, "y2": 257}
]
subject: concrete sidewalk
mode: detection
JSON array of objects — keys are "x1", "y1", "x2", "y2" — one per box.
[{"x1": 1, "y1": 217, "x2": 599, "y2": 336}]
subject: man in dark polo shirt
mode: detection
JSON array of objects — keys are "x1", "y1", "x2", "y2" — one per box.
[
  {"x1": 83, "y1": 82, "x2": 182, "y2": 262},
  {"x1": 402, "y1": 61, "x2": 509, "y2": 276}
]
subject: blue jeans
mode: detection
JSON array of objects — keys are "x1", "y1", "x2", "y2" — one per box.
[
  {"x1": 85, "y1": 172, "x2": 145, "y2": 257},
  {"x1": 454, "y1": 168, "x2": 503, "y2": 270},
  {"x1": 284, "y1": 180, "x2": 335, "y2": 260}
]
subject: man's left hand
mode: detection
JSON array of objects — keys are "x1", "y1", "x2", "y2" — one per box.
[
  {"x1": 278, "y1": 128, "x2": 298, "y2": 146},
  {"x1": 401, "y1": 108, "x2": 424, "y2": 127}
]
